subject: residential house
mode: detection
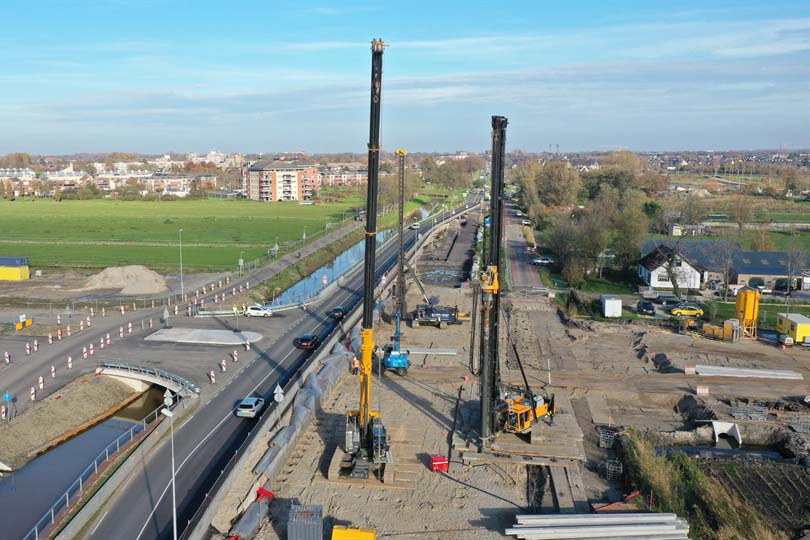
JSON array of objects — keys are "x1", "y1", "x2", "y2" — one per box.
[
  {"x1": 638, "y1": 246, "x2": 702, "y2": 290},
  {"x1": 731, "y1": 252, "x2": 810, "y2": 290}
]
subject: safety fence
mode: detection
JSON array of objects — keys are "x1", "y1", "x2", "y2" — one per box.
[{"x1": 22, "y1": 404, "x2": 166, "y2": 540}]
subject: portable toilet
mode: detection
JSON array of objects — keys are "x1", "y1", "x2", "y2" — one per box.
[
  {"x1": 776, "y1": 313, "x2": 810, "y2": 345},
  {"x1": 0, "y1": 257, "x2": 30, "y2": 281},
  {"x1": 600, "y1": 295, "x2": 622, "y2": 318}
]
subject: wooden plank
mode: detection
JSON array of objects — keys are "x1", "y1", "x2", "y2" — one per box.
[
  {"x1": 548, "y1": 466, "x2": 576, "y2": 513},
  {"x1": 565, "y1": 465, "x2": 592, "y2": 513}
]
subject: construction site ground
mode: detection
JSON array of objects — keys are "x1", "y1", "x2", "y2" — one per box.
[{"x1": 256, "y1": 208, "x2": 810, "y2": 539}]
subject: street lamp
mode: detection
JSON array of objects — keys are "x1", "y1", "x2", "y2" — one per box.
[
  {"x1": 239, "y1": 250, "x2": 245, "y2": 276},
  {"x1": 303, "y1": 225, "x2": 307, "y2": 241},
  {"x1": 178, "y1": 229, "x2": 184, "y2": 300},
  {"x1": 160, "y1": 408, "x2": 177, "y2": 540}
]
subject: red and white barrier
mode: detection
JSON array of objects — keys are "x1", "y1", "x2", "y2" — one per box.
[
  {"x1": 127, "y1": 322, "x2": 132, "y2": 334},
  {"x1": 51, "y1": 365, "x2": 56, "y2": 378},
  {"x1": 245, "y1": 340, "x2": 251, "y2": 351},
  {"x1": 38, "y1": 376, "x2": 44, "y2": 390},
  {"x1": 89, "y1": 344, "x2": 94, "y2": 356},
  {"x1": 187, "y1": 305, "x2": 192, "y2": 317},
  {"x1": 100, "y1": 337, "x2": 105, "y2": 349},
  {"x1": 226, "y1": 276, "x2": 230, "y2": 284},
  {"x1": 202, "y1": 286, "x2": 207, "y2": 294},
  {"x1": 239, "y1": 285, "x2": 244, "y2": 293},
  {"x1": 25, "y1": 343, "x2": 30, "y2": 355},
  {"x1": 174, "y1": 305, "x2": 178, "y2": 316},
  {"x1": 102, "y1": 307, "x2": 106, "y2": 317},
  {"x1": 232, "y1": 288, "x2": 236, "y2": 297},
  {"x1": 3, "y1": 351, "x2": 9, "y2": 364},
  {"x1": 233, "y1": 350, "x2": 238, "y2": 362},
  {"x1": 200, "y1": 299, "x2": 205, "y2": 309},
  {"x1": 67, "y1": 356, "x2": 73, "y2": 369},
  {"x1": 220, "y1": 359, "x2": 227, "y2": 372},
  {"x1": 57, "y1": 314, "x2": 61, "y2": 325},
  {"x1": 209, "y1": 370, "x2": 216, "y2": 384},
  {"x1": 246, "y1": 281, "x2": 250, "y2": 289},
  {"x1": 218, "y1": 280, "x2": 222, "y2": 288},
  {"x1": 67, "y1": 326, "x2": 71, "y2": 337},
  {"x1": 48, "y1": 333, "x2": 53, "y2": 345},
  {"x1": 82, "y1": 346, "x2": 88, "y2": 360},
  {"x1": 1, "y1": 405, "x2": 5, "y2": 420},
  {"x1": 30, "y1": 387, "x2": 36, "y2": 401},
  {"x1": 149, "y1": 318, "x2": 153, "y2": 329},
  {"x1": 33, "y1": 340, "x2": 39, "y2": 352},
  {"x1": 106, "y1": 333, "x2": 110, "y2": 345},
  {"x1": 119, "y1": 326, "x2": 124, "y2": 338},
  {"x1": 86, "y1": 315, "x2": 91, "y2": 327},
  {"x1": 90, "y1": 307, "x2": 94, "y2": 317},
  {"x1": 58, "y1": 328, "x2": 62, "y2": 340},
  {"x1": 79, "y1": 320, "x2": 84, "y2": 332}
]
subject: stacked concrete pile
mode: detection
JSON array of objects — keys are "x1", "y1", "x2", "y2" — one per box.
[
  {"x1": 506, "y1": 513, "x2": 690, "y2": 539},
  {"x1": 229, "y1": 343, "x2": 352, "y2": 539}
]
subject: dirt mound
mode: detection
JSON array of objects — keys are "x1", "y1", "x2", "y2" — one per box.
[{"x1": 82, "y1": 265, "x2": 168, "y2": 295}]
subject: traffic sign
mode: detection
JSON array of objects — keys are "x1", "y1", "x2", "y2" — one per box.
[
  {"x1": 163, "y1": 389, "x2": 174, "y2": 408},
  {"x1": 273, "y1": 384, "x2": 284, "y2": 403},
  {"x1": 4, "y1": 392, "x2": 10, "y2": 402}
]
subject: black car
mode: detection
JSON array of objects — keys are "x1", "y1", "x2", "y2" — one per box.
[
  {"x1": 636, "y1": 300, "x2": 656, "y2": 316},
  {"x1": 296, "y1": 333, "x2": 321, "y2": 350},
  {"x1": 655, "y1": 294, "x2": 681, "y2": 306},
  {"x1": 327, "y1": 306, "x2": 348, "y2": 320}
]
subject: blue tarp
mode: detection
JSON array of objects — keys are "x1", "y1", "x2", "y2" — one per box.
[{"x1": 0, "y1": 257, "x2": 28, "y2": 267}]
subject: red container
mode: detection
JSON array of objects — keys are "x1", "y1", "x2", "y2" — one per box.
[{"x1": 429, "y1": 454, "x2": 449, "y2": 472}]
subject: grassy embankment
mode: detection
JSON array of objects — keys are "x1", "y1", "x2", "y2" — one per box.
[
  {"x1": 0, "y1": 198, "x2": 364, "y2": 271},
  {"x1": 622, "y1": 429, "x2": 784, "y2": 540},
  {"x1": 255, "y1": 193, "x2": 447, "y2": 303}
]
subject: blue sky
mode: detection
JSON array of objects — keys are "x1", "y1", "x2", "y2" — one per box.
[{"x1": 1, "y1": 0, "x2": 808, "y2": 154}]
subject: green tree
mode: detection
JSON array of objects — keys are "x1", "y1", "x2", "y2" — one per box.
[
  {"x1": 80, "y1": 181, "x2": 101, "y2": 200},
  {"x1": 611, "y1": 205, "x2": 649, "y2": 270},
  {"x1": 536, "y1": 162, "x2": 581, "y2": 207}
]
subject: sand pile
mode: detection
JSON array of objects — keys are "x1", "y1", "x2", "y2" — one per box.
[{"x1": 82, "y1": 265, "x2": 168, "y2": 295}]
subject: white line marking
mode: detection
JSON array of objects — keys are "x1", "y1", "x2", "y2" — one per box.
[{"x1": 90, "y1": 511, "x2": 108, "y2": 535}]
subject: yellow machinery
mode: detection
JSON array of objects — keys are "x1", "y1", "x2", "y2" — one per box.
[
  {"x1": 498, "y1": 392, "x2": 556, "y2": 434},
  {"x1": 0, "y1": 257, "x2": 30, "y2": 281},
  {"x1": 332, "y1": 525, "x2": 377, "y2": 540},
  {"x1": 735, "y1": 287, "x2": 760, "y2": 338},
  {"x1": 703, "y1": 319, "x2": 741, "y2": 342}
]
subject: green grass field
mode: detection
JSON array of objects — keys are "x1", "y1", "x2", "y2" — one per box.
[{"x1": 0, "y1": 198, "x2": 361, "y2": 271}]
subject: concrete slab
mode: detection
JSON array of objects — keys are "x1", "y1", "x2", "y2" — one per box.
[{"x1": 144, "y1": 328, "x2": 263, "y2": 346}]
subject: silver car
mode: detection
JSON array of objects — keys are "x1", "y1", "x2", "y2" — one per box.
[
  {"x1": 236, "y1": 397, "x2": 265, "y2": 418},
  {"x1": 245, "y1": 305, "x2": 273, "y2": 317}
]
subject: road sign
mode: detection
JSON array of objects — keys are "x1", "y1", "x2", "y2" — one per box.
[
  {"x1": 4, "y1": 392, "x2": 10, "y2": 402},
  {"x1": 273, "y1": 384, "x2": 284, "y2": 403},
  {"x1": 163, "y1": 389, "x2": 174, "y2": 408},
  {"x1": 163, "y1": 307, "x2": 170, "y2": 320}
]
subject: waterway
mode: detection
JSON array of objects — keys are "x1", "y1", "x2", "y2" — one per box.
[
  {"x1": 265, "y1": 229, "x2": 393, "y2": 306},
  {"x1": 0, "y1": 386, "x2": 163, "y2": 540}
]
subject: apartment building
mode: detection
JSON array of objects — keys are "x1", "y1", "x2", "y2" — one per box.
[{"x1": 242, "y1": 160, "x2": 318, "y2": 201}]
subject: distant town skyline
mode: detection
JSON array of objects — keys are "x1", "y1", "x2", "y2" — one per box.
[{"x1": 1, "y1": 0, "x2": 808, "y2": 154}]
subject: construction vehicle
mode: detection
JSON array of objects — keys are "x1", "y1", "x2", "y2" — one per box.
[
  {"x1": 383, "y1": 148, "x2": 411, "y2": 376},
  {"x1": 332, "y1": 525, "x2": 377, "y2": 540},
  {"x1": 339, "y1": 38, "x2": 394, "y2": 482},
  {"x1": 412, "y1": 303, "x2": 462, "y2": 328},
  {"x1": 476, "y1": 116, "x2": 554, "y2": 444}
]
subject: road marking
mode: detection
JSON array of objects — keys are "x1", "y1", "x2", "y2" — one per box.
[{"x1": 90, "y1": 511, "x2": 108, "y2": 535}]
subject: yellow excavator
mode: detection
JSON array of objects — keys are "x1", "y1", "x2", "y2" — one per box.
[{"x1": 497, "y1": 387, "x2": 556, "y2": 434}]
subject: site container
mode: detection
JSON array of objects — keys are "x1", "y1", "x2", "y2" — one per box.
[
  {"x1": 288, "y1": 504, "x2": 323, "y2": 540},
  {"x1": 0, "y1": 256, "x2": 29, "y2": 281},
  {"x1": 600, "y1": 295, "x2": 622, "y2": 318},
  {"x1": 776, "y1": 313, "x2": 810, "y2": 345}
]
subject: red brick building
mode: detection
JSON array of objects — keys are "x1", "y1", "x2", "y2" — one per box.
[{"x1": 242, "y1": 160, "x2": 318, "y2": 202}]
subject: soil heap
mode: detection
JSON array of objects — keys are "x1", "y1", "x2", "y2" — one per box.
[{"x1": 82, "y1": 265, "x2": 168, "y2": 295}]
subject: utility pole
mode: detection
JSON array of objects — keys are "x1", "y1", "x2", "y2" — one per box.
[{"x1": 178, "y1": 229, "x2": 184, "y2": 300}]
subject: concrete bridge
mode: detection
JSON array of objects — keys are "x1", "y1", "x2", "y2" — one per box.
[{"x1": 96, "y1": 362, "x2": 201, "y2": 398}]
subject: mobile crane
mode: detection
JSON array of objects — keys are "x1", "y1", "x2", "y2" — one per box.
[
  {"x1": 341, "y1": 38, "x2": 395, "y2": 481},
  {"x1": 478, "y1": 116, "x2": 554, "y2": 444},
  {"x1": 382, "y1": 148, "x2": 411, "y2": 376}
]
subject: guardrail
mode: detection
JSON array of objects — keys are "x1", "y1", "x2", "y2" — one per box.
[
  {"x1": 23, "y1": 404, "x2": 165, "y2": 540},
  {"x1": 99, "y1": 362, "x2": 201, "y2": 397}
]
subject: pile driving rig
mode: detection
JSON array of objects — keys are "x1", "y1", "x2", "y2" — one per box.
[
  {"x1": 341, "y1": 38, "x2": 395, "y2": 481},
  {"x1": 382, "y1": 148, "x2": 411, "y2": 376},
  {"x1": 477, "y1": 116, "x2": 555, "y2": 445}
]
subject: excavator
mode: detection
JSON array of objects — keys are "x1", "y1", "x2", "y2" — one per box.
[
  {"x1": 340, "y1": 38, "x2": 395, "y2": 482},
  {"x1": 477, "y1": 116, "x2": 554, "y2": 444}
]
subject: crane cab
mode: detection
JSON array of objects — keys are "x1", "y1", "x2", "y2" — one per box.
[{"x1": 382, "y1": 345, "x2": 410, "y2": 376}]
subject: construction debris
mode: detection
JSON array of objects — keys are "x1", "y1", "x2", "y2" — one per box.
[{"x1": 506, "y1": 513, "x2": 690, "y2": 539}]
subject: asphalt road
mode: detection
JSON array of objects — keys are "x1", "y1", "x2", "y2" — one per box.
[{"x1": 84, "y1": 202, "x2": 478, "y2": 540}]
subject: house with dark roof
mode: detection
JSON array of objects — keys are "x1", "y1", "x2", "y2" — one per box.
[
  {"x1": 640, "y1": 239, "x2": 739, "y2": 287},
  {"x1": 731, "y1": 252, "x2": 810, "y2": 289},
  {"x1": 638, "y1": 246, "x2": 701, "y2": 290}
]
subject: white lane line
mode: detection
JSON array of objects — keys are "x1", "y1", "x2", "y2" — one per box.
[
  {"x1": 131, "y1": 286, "x2": 358, "y2": 539},
  {"x1": 90, "y1": 511, "x2": 108, "y2": 535}
]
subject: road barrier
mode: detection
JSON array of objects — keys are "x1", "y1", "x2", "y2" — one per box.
[{"x1": 99, "y1": 362, "x2": 201, "y2": 397}]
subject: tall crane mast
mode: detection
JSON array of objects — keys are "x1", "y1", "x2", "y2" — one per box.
[
  {"x1": 395, "y1": 148, "x2": 407, "y2": 330},
  {"x1": 479, "y1": 115, "x2": 508, "y2": 442},
  {"x1": 344, "y1": 38, "x2": 394, "y2": 481}
]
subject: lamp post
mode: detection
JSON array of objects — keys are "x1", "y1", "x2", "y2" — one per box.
[
  {"x1": 160, "y1": 408, "x2": 177, "y2": 540},
  {"x1": 239, "y1": 250, "x2": 244, "y2": 277},
  {"x1": 178, "y1": 229, "x2": 184, "y2": 300},
  {"x1": 303, "y1": 225, "x2": 307, "y2": 241}
]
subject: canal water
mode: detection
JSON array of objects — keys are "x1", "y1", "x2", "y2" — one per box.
[
  {"x1": 266, "y1": 229, "x2": 393, "y2": 306},
  {"x1": 0, "y1": 386, "x2": 163, "y2": 540}
]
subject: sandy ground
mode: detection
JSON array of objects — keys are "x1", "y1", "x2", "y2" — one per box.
[
  {"x1": 0, "y1": 376, "x2": 138, "y2": 469},
  {"x1": 259, "y1": 286, "x2": 526, "y2": 539}
]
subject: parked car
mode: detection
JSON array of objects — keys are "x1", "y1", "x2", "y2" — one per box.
[
  {"x1": 296, "y1": 333, "x2": 322, "y2": 350},
  {"x1": 670, "y1": 302, "x2": 704, "y2": 317},
  {"x1": 327, "y1": 306, "x2": 349, "y2": 320},
  {"x1": 521, "y1": 219, "x2": 532, "y2": 226},
  {"x1": 655, "y1": 295, "x2": 681, "y2": 306},
  {"x1": 245, "y1": 305, "x2": 273, "y2": 317},
  {"x1": 515, "y1": 211, "x2": 523, "y2": 217},
  {"x1": 235, "y1": 397, "x2": 265, "y2": 418},
  {"x1": 531, "y1": 256, "x2": 555, "y2": 266},
  {"x1": 409, "y1": 222, "x2": 420, "y2": 230},
  {"x1": 636, "y1": 300, "x2": 656, "y2": 316}
]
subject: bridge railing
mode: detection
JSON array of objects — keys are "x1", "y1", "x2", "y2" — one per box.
[
  {"x1": 100, "y1": 361, "x2": 201, "y2": 396},
  {"x1": 22, "y1": 404, "x2": 165, "y2": 540}
]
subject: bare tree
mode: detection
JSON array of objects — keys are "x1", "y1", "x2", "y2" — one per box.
[
  {"x1": 783, "y1": 232, "x2": 806, "y2": 306},
  {"x1": 728, "y1": 194, "x2": 753, "y2": 237}
]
